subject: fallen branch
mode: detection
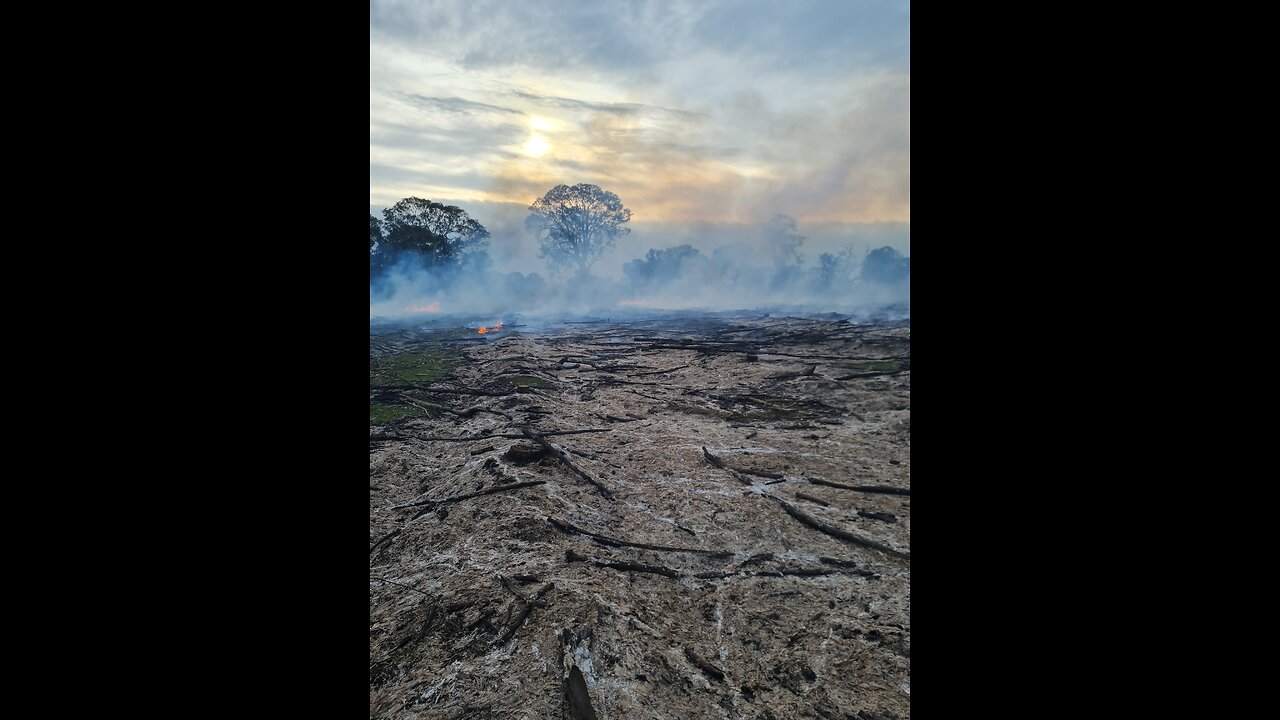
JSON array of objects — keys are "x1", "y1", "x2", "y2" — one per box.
[
  {"x1": 390, "y1": 480, "x2": 547, "y2": 512},
  {"x1": 594, "y1": 377, "x2": 666, "y2": 387},
  {"x1": 539, "y1": 427, "x2": 612, "y2": 437},
  {"x1": 701, "y1": 446, "x2": 727, "y2": 469},
  {"x1": 422, "y1": 387, "x2": 516, "y2": 397},
  {"x1": 497, "y1": 582, "x2": 554, "y2": 643},
  {"x1": 499, "y1": 574, "x2": 550, "y2": 608},
  {"x1": 629, "y1": 364, "x2": 691, "y2": 377},
  {"x1": 564, "y1": 549, "x2": 873, "y2": 582},
  {"x1": 524, "y1": 431, "x2": 616, "y2": 500},
  {"x1": 443, "y1": 405, "x2": 514, "y2": 421},
  {"x1": 369, "y1": 529, "x2": 402, "y2": 555},
  {"x1": 547, "y1": 517, "x2": 730, "y2": 557},
  {"x1": 566, "y1": 549, "x2": 680, "y2": 578},
  {"x1": 819, "y1": 557, "x2": 880, "y2": 577},
  {"x1": 567, "y1": 665, "x2": 599, "y2": 720},
  {"x1": 560, "y1": 444, "x2": 620, "y2": 467},
  {"x1": 835, "y1": 369, "x2": 910, "y2": 380},
  {"x1": 807, "y1": 478, "x2": 910, "y2": 496},
  {"x1": 701, "y1": 447, "x2": 767, "y2": 485},
  {"x1": 684, "y1": 647, "x2": 726, "y2": 682},
  {"x1": 370, "y1": 575, "x2": 428, "y2": 595},
  {"x1": 739, "y1": 467, "x2": 785, "y2": 479},
  {"x1": 858, "y1": 510, "x2": 899, "y2": 524},
  {"x1": 796, "y1": 492, "x2": 831, "y2": 507},
  {"x1": 765, "y1": 495, "x2": 910, "y2": 561},
  {"x1": 409, "y1": 431, "x2": 524, "y2": 442}
]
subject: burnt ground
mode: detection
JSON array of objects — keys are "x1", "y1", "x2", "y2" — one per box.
[{"x1": 370, "y1": 314, "x2": 910, "y2": 719}]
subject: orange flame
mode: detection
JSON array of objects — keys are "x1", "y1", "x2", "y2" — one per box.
[{"x1": 476, "y1": 320, "x2": 505, "y2": 335}]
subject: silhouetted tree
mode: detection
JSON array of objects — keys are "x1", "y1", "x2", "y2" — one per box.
[
  {"x1": 380, "y1": 197, "x2": 489, "y2": 268},
  {"x1": 861, "y1": 246, "x2": 910, "y2": 284},
  {"x1": 370, "y1": 215, "x2": 384, "y2": 252},
  {"x1": 370, "y1": 215, "x2": 389, "y2": 279},
  {"x1": 526, "y1": 184, "x2": 631, "y2": 275},
  {"x1": 623, "y1": 245, "x2": 708, "y2": 289},
  {"x1": 765, "y1": 214, "x2": 805, "y2": 269},
  {"x1": 810, "y1": 247, "x2": 857, "y2": 292},
  {"x1": 764, "y1": 214, "x2": 805, "y2": 290}
]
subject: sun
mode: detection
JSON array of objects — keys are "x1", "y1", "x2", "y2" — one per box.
[{"x1": 523, "y1": 134, "x2": 550, "y2": 157}]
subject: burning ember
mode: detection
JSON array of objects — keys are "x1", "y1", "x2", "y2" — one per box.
[
  {"x1": 476, "y1": 320, "x2": 505, "y2": 335},
  {"x1": 404, "y1": 301, "x2": 441, "y2": 313}
]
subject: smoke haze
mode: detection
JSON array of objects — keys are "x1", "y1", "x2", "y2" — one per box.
[{"x1": 370, "y1": 208, "x2": 908, "y2": 322}]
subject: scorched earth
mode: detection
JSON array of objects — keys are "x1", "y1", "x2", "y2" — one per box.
[{"x1": 370, "y1": 313, "x2": 911, "y2": 720}]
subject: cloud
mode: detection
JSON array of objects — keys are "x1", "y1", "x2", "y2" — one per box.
[
  {"x1": 400, "y1": 93, "x2": 524, "y2": 116},
  {"x1": 691, "y1": 0, "x2": 910, "y2": 69},
  {"x1": 507, "y1": 90, "x2": 700, "y2": 118},
  {"x1": 370, "y1": 0, "x2": 910, "y2": 224}
]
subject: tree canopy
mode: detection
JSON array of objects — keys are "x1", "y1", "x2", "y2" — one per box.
[
  {"x1": 623, "y1": 244, "x2": 708, "y2": 289},
  {"x1": 861, "y1": 246, "x2": 910, "y2": 284},
  {"x1": 370, "y1": 215, "x2": 388, "y2": 279},
  {"x1": 526, "y1": 184, "x2": 632, "y2": 275},
  {"x1": 809, "y1": 247, "x2": 857, "y2": 292},
  {"x1": 377, "y1": 197, "x2": 489, "y2": 269},
  {"x1": 764, "y1": 214, "x2": 805, "y2": 269}
]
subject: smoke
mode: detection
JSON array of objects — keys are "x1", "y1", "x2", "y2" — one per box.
[{"x1": 370, "y1": 212, "x2": 908, "y2": 323}]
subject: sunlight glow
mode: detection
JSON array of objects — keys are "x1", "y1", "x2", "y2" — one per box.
[
  {"x1": 529, "y1": 116, "x2": 555, "y2": 131},
  {"x1": 523, "y1": 134, "x2": 550, "y2": 157}
]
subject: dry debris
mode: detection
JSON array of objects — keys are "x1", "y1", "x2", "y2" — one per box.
[{"x1": 370, "y1": 313, "x2": 910, "y2": 719}]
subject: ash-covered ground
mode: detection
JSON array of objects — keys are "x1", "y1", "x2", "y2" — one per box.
[{"x1": 370, "y1": 313, "x2": 910, "y2": 719}]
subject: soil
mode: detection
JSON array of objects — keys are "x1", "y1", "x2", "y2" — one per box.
[{"x1": 370, "y1": 314, "x2": 910, "y2": 719}]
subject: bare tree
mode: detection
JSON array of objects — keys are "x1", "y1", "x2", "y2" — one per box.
[{"x1": 526, "y1": 184, "x2": 632, "y2": 275}]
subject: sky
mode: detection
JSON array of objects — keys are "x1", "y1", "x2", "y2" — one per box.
[{"x1": 370, "y1": 0, "x2": 909, "y2": 274}]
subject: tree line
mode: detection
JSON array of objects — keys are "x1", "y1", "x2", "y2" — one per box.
[{"x1": 369, "y1": 184, "x2": 908, "y2": 289}]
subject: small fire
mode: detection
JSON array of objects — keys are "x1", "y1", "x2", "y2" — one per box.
[
  {"x1": 404, "y1": 301, "x2": 441, "y2": 313},
  {"x1": 476, "y1": 320, "x2": 505, "y2": 335}
]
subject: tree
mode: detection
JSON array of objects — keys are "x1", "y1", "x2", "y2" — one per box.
[
  {"x1": 861, "y1": 246, "x2": 910, "y2": 284},
  {"x1": 765, "y1": 214, "x2": 805, "y2": 269},
  {"x1": 526, "y1": 184, "x2": 632, "y2": 275},
  {"x1": 380, "y1": 197, "x2": 489, "y2": 268},
  {"x1": 370, "y1": 215, "x2": 384, "y2": 253},
  {"x1": 809, "y1": 246, "x2": 857, "y2": 292},
  {"x1": 370, "y1": 215, "x2": 387, "y2": 279},
  {"x1": 623, "y1": 245, "x2": 707, "y2": 290},
  {"x1": 764, "y1": 214, "x2": 805, "y2": 290}
]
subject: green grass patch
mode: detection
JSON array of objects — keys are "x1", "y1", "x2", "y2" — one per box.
[
  {"x1": 369, "y1": 402, "x2": 427, "y2": 424},
  {"x1": 369, "y1": 344, "x2": 465, "y2": 424},
  {"x1": 370, "y1": 350, "x2": 462, "y2": 388}
]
